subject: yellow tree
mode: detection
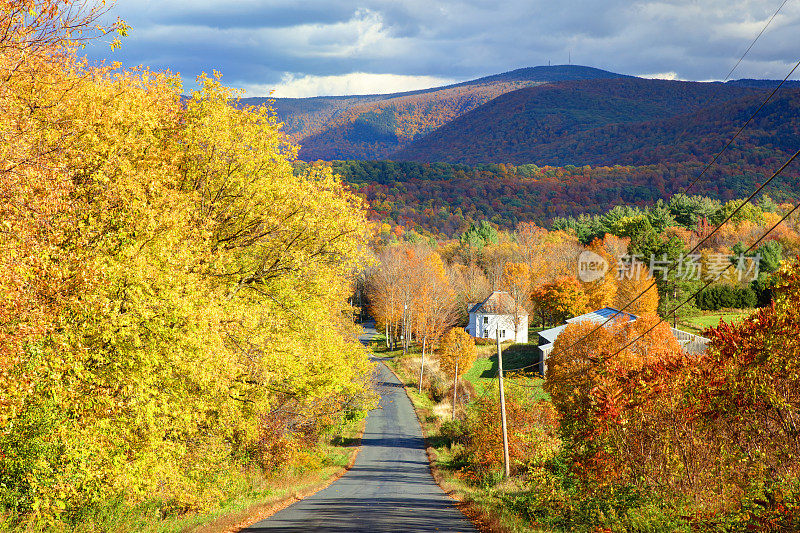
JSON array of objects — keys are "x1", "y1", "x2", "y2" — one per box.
[
  {"x1": 481, "y1": 240, "x2": 520, "y2": 290},
  {"x1": 437, "y1": 328, "x2": 477, "y2": 419},
  {"x1": 410, "y1": 248, "x2": 456, "y2": 390},
  {"x1": 529, "y1": 231, "x2": 583, "y2": 286},
  {"x1": 581, "y1": 238, "x2": 618, "y2": 310},
  {"x1": 0, "y1": 0, "x2": 127, "y2": 426},
  {"x1": 1, "y1": 18, "x2": 376, "y2": 520}
]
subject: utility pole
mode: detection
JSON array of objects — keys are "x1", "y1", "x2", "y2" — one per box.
[
  {"x1": 402, "y1": 303, "x2": 408, "y2": 355},
  {"x1": 496, "y1": 328, "x2": 510, "y2": 479},
  {"x1": 452, "y1": 362, "x2": 458, "y2": 420},
  {"x1": 418, "y1": 336, "x2": 426, "y2": 393}
]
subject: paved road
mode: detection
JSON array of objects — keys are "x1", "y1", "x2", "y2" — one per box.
[
  {"x1": 242, "y1": 323, "x2": 475, "y2": 533},
  {"x1": 358, "y1": 320, "x2": 379, "y2": 345}
]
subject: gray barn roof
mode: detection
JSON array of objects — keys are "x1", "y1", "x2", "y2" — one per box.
[{"x1": 468, "y1": 291, "x2": 524, "y2": 315}]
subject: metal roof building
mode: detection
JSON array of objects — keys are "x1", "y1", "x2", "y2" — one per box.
[{"x1": 536, "y1": 307, "x2": 708, "y2": 376}]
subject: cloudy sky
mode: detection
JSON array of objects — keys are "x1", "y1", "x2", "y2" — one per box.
[{"x1": 85, "y1": 0, "x2": 800, "y2": 97}]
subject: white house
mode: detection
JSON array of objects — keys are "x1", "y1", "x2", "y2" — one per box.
[
  {"x1": 536, "y1": 307, "x2": 709, "y2": 376},
  {"x1": 465, "y1": 291, "x2": 529, "y2": 344}
]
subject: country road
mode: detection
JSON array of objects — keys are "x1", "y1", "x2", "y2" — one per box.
[{"x1": 241, "y1": 322, "x2": 475, "y2": 532}]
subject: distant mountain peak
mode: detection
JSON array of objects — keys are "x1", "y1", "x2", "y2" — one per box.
[
  {"x1": 241, "y1": 66, "x2": 796, "y2": 164},
  {"x1": 468, "y1": 64, "x2": 634, "y2": 84}
]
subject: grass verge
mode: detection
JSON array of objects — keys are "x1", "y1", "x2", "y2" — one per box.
[{"x1": 9, "y1": 418, "x2": 367, "y2": 533}]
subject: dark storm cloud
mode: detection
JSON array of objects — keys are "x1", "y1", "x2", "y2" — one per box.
[{"x1": 85, "y1": 0, "x2": 800, "y2": 96}]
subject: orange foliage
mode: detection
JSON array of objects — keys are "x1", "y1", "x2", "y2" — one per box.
[
  {"x1": 615, "y1": 263, "x2": 660, "y2": 315},
  {"x1": 545, "y1": 314, "x2": 682, "y2": 485},
  {"x1": 464, "y1": 391, "x2": 559, "y2": 476},
  {"x1": 581, "y1": 239, "x2": 618, "y2": 309},
  {"x1": 531, "y1": 276, "x2": 589, "y2": 324}
]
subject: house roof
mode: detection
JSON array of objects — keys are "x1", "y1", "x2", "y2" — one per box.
[
  {"x1": 538, "y1": 307, "x2": 635, "y2": 347},
  {"x1": 468, "y1": 291, "x2": 525, "y2": 315},
  {"x1": 539, "y1": 307, "x2": 710, "y2": 357},
  {"x1": 566, "y1": 307, "x2": 637, "y2": 325},
  {"x1": 538, "y1": 324, "x2": 566, "y2": 343}
]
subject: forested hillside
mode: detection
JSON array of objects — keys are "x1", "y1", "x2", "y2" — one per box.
[
  {"x1": 324, "y1": 160, "x2": 800, "y2": 236},
  {"x1": 392, "y1": 78, "x2": 800, "y2": 165},
  {"x1": 241, "y1": 66, "x2": 630, "y2": 161},
  {"x1": 246, "y1": 71, "x2": 800, "y2": 167}
]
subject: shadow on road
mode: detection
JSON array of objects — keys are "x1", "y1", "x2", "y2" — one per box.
[
  {"x1": 244, "y1": 496, "x2": 468, "y2": 532},
  {"x1": 375, "y1": 380, "x2": 403, "y2": 388}
]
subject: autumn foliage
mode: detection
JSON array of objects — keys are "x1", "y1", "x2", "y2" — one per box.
[
  {"x1": 531, "y1": 276, "x2": 590, "y2": 324},
  {"x1": 528, "y1": 258, "x2": 800, "y2": 528},
  {"x1": 463, "y1": 390, "x2": 559, "y2": 479},
  {"x1": 437, "y1": 328, "x2": 477, "y2": 380},
  {"x1": 0, "y1": 2, "x2": 374, "y2": 526}
]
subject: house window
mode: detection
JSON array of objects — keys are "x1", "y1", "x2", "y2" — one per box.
[
  {"x1": 501, "y1": 330, "x2": 506, "y2": 338},
  {"x1": 483, "y1": 331, "x2": 489, "y2": 338},
  {"x1": 483, "y1": 316, "x2": 488, "y2": 324}
]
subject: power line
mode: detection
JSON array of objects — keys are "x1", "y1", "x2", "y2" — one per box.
[
  {"x1": 505, "y1": 195, "x2": 800, "y2": 389},
  {"x1": 514, "y1": 146, "x2": 800, "y2": 375},
  {"x1": 672, "y1": 58, "x2": 799, "y2": 206},
  {"x1": 601, "y1": 197, "x2": 800, "y2": 363},
  {"x1": 669, "y1": 0, "x2": 794, "y2": 206},
  {"x1": 515, "y1": 54, "x2": 800, "y2": 374},
  {"x1": 522, "y1": 1, "x2": 798, "y2": 370},
  {"x1": 721, "y1": 0, "x2": 790, "y2": 84}
]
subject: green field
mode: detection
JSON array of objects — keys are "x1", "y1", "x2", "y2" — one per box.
[
  {"x1": 463, "y1": 343, "x2": 548, "y2": 399},
  {"x1": 679, "y1": 310, "x2": 754, "y2": 335}
]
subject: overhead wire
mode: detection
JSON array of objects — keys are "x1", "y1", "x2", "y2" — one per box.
[
  {"x1": 508, "y1": 147, "x2": 800, "y2": 383},
  {"x1": 488, "y1": 0, "x2": 796, "y2": 380},
  {"x1": 510, "y1": 0, "x2": 799, "y2": 375},
  {"x1": 508, "y1": 56, "x2": 800, "y2": 375},
  {"x1": 600, "y1": 196, "x2": 800, "y2": 363}
]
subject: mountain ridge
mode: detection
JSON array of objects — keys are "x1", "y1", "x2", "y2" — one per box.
[
  {"x1": 236, "y1": 65, "x2": 800, "y2": 171},
  {"x1": 239, "y1": 65, "x2": 633, "y2": 159},
  {"x1": 390, "y1": 77, "x2": 799, "y2": 166}
]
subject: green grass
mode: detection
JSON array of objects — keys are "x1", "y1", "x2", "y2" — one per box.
[
  {"x1": 527, "y1": 324, "x2": 549, "y2": 339},
  {"x1": 377, "y1": 338, "x2": 548, "y2": 401},
  {"x1": 367, "y1": 331, "x2": 387, "y2": 345},
  {"x1": 679, "y1": 309, "x2": 754, "y2": 335},
  {"x1": 464, "y1": 343, "x2": 547, "y2": 400},
  {"x1": 369, "y1": 340, "x2": 404, "y2": 358}
]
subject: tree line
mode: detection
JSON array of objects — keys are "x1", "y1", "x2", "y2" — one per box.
[
  {"x1": 365, "y1": 192, "x2": 797, "y2": 347},
  {"x1": 324, "y1": 159, "x2": 800, "y2": 236}
]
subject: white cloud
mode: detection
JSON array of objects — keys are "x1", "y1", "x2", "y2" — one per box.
[
  {"x1": 87, "y1": 0, "x2": 800, "y2": 95},
  {"x1": 244, "y1": 72, "x2": 458, "y2": 98},
  {"x1": 639, "y1": 71, "x2": 682, "y2": 80}
]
